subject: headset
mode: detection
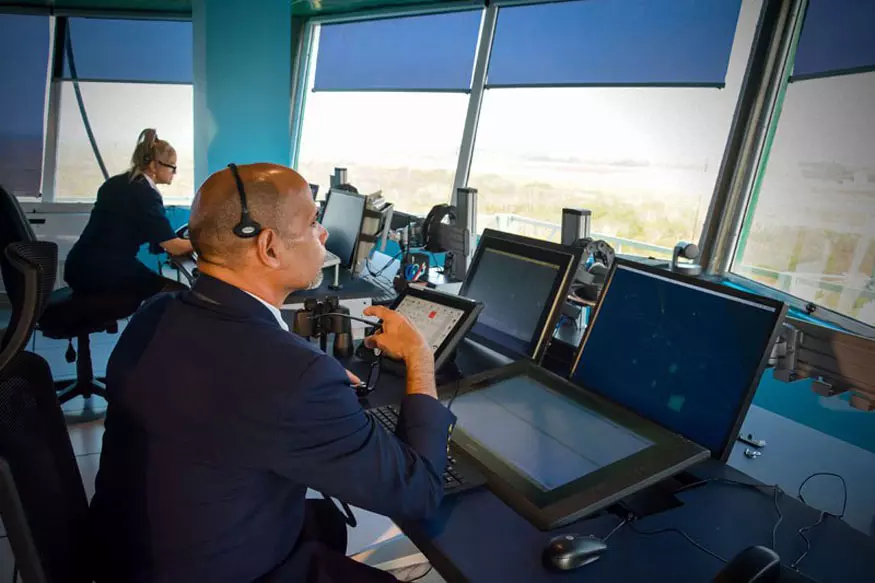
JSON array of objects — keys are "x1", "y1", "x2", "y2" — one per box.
[
  {"x1": 228, "y1": 163, "x2": 263, "y2": 239},
  {"x1": 422, "y1": 203, "x2": 456, "y2": 253}
]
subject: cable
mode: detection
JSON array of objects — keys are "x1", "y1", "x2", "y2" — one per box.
[
  {"x1": 675, "y1": 477, "x2": 785, "y2": 550},
  {"x1": 771, "y1": 485, "x2": 784, "y2": 552},
  {"x1": 401, "y1": 564, "x2": 433, "y2": 582},
  {"x1": 315, "y1": 312, "x2": 382, "y2": 330},
  {"x1": 602, "y1": 517, "x2": 629, "y2": 541},
  {"x1": 627, "y1": 521, "x2": 728, "y2": 564},
  {"x1": 798, "y1": 472, "x2": 848, "y2": 516},
  {"x1": 367, "y1": 250, "x2": 404, "y2": 280},
  {"x1": 674, "y1": 471, "x2": 849, "y2": 569},
  {"x1": 790, "y1": 473, "x2": 848, "y2": 570},
  {"x1": 64, "y1": 25, "x2": 109, "y2": 181},
  {"x1": 446, "y1": 379, "x2": 464, "y2": 412}
]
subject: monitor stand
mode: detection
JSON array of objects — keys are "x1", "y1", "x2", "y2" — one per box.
[
  {"x1": 328, "y1": 264, "x2": 342, "y2": 290},
  {"x1": 611, "y1": 471, "x2": 702, "y2": 520}
]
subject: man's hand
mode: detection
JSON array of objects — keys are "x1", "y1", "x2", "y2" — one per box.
[
  {"x1": 363, "y1": 305, "x2": 436, "y2": 399},
  {"x1": 363, "y1": 306, "x2": 432, "y2": 364}
]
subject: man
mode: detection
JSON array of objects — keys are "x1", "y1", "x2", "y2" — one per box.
[{"x1": 90, "y1": 163, "x2": 454, "y2": 582}]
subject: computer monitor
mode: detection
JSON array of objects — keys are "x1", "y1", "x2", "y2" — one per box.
[
  {"x1": 321, "y1": 188, "x2": 367, "y2": 268},
  {"x1": 445, "y1": 361, "x2": 708, "y2": 530},
  {"x1": 570, "y1": 259, "x2": 788, "y2": 461},
  {"x1": 459, "y1": 229, "x2": 582, "y2": 362}
]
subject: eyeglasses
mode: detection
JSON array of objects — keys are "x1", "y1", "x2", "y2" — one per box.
[{"x1": 157, "y1": 161, "x2": 177, "y2": 174}]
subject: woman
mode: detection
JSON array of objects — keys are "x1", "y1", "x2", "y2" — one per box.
[{"x1": 64, "y1": 129, "x2": 193, "y2": 300}]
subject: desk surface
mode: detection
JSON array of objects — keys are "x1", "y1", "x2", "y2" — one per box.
[{"x1": 349, "y1": 343, "x2": 875, "y2": 583}]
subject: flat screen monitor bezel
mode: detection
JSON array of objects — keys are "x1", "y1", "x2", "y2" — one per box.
[
  {"x1": 458, "y1": 229, "x2": 582, "y2": 364},
  {"x1": 442, "y1": 360, "x2": 709, "y2": 531},
  {"x1": 569, "y1": 258, "x2": 788, "y2": 462},
  {"x1": 321, "y1": 188, "x2": 367, "y2": 269},
  {"x1": 389, "y1": 286, "x2": 484, "y2": 371}
]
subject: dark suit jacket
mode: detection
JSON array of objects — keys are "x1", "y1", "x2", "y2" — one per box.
[
  {"x1": 65, "y1": 172, "x2": 176, "y2": 295},
  {"x1": 89, "y1": 274, "x2": 455, "y2": 582}
]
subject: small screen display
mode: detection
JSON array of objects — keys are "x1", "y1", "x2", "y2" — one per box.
[
  {"x1": 451, "y1": 374, "x2": 652, "y2": 491},
  {"x1": 321, "y1": 190, "x2": 366, "y2": 267},
  {"x1": 464, "y1": 248, "x2": 560, "y2": 357},
  {"x1": 396, "y1": 294, "x2": 466, "y2": 352}
]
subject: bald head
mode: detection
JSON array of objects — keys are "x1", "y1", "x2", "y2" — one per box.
[{"x1": 190, "y1": 163, "x2": 311, "y2": 266}]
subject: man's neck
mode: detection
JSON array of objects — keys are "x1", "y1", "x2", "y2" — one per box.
[{"x1": 197, "y1": 264, "x2": 286, "y2": 308}]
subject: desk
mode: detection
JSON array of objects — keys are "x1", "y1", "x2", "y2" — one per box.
[{"x1": 348, "y1": 342, "x2": 875, "y2": 583}]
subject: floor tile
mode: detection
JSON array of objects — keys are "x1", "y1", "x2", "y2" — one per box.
[{"x1": 67, "y1": 421, "x2": 105, "y2": 456}]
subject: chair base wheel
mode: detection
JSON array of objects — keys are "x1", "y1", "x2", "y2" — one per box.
[{"x1": 56, "y1": 379, "x2": 107, "y2": 404}]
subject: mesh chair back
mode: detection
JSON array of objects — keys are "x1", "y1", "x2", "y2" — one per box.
[
  {"x1": 1, "y1": 186, "x2": 42, "y2": 330},
  {"x1": 0, "y1": 351, "x2": 91, "y2": 583},
  {"x1": 1, "y1": 242, "x2": 58, "y2": 358}
]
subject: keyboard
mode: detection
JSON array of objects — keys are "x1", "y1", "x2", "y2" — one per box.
[{"x1": 368, "y1": 404, "x2": 485, "y2": 495}]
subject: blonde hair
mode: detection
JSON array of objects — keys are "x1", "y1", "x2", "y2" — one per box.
[{"x1": 130, "y1": 128, "x2": 175, "y2": 181}]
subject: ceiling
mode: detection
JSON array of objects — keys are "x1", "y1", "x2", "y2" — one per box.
[{"x1": 0, "y1": 0, "x2": 480, "y2": 18}]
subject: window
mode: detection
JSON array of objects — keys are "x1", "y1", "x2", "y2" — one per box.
[
  {"x1": 54, "y1": 18, "x2": 194, "y2": 203},
  {"x1": 468, "y1": 0, "x2": 755, "y2": 258},
  {"x1": 732, "y1": 3, "x2": 875, "y2": 327},
  {"x1": 0, "y1": 14, "x2": 50, "y2": 196},
  {"x1": 296, "y1": 11, "x2": 481, "y2": 215},
  {"x1": 791, "y1": 0, "x2": 875, "y2": 81}
]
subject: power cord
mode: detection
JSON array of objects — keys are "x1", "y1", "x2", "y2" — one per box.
[
  {"x1": 789, "y1": 473, "x2": 848, "y2": 570},
  {"x1": 626, "y1": 520, "x2": 729, "y2": 564},
  {"x1": 400, "y1": 564, "x2": 433, "y2": 582},
  {"x1": 615, "y1": 471, "x2": 849, "y2": 569}
]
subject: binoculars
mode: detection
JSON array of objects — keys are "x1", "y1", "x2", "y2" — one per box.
[{"x1": 292, "y1": 296, "x2": 353, "y2": 358}]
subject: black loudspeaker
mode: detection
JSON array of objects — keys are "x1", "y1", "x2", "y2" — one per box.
[{"x1": 561, "y1": 208, "x2": 592, "y2": 247}]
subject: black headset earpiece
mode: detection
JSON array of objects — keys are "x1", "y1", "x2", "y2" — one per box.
[{"x1": 228, "y1": 163, "x2": 262, "y2": 239}]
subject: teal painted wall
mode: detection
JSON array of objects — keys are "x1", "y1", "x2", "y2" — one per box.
[
  {"x1": 136, "y1": 205, "x2": 191, "y2": 271},
  {"x1": 192, "y1": 0, "x2": 292, "y2": 187},
  {"x1": 751, "y1": 370, "x2": 875, "y2": 454}
]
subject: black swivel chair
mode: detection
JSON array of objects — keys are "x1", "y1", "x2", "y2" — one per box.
[
  {"x1": 0, "y1": 185, "x2": 143, "y2": 403},
  {"x1": 0, "y1": 241, "x2": 91, "y2": 583}
]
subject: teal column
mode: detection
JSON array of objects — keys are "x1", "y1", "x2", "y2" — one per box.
[{"x1": 192, "y1": 0, "x2": 292, "y2": 189}]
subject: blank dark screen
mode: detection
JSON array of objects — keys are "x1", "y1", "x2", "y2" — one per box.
[
  {"x1": 571, "y1": 265, "x2": 778, "y2": 455},
  {"x1": 321, "y1": 190, "x2": 366, "y2": 267},
  {"x1": 463, "y1": 248, "x2": 559, "y2": 357}
]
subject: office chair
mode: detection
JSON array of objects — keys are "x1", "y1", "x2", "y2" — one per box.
[
  {"x1": 0, "y1": 242, "x2": 91, "y2": 583},
  {"x1": 0, "y1": 184, "x2": 142, "y2": 403}
]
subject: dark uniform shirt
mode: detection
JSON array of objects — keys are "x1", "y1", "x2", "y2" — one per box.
[
  {"x1": 89, "y1": 274, "x2": 454, "y2": 582},
  {"x1": 64, "y1": 172, "x2": 176, "y2": 297}
]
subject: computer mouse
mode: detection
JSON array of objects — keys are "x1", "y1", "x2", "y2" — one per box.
[
  {"x1": 542, "y1": 533, "x2": 607, "y2": 571},
  {"x1": 713, "y1": 545, "x2": 780, "y2": 583}
]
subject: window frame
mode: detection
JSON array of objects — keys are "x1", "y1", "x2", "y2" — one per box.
[
  {"x1": 291, "y1": 2, "x2": 489, "y2": 196},
  {"x1": 43, "y1": 13, "x2": 193, "y2": 203},
  {"x1": 724, "y1": 0, "x2": 875, "y2": 337}
]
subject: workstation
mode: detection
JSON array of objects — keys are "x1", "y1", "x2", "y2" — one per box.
[{"x1": 1, "y1": 0, "x2": 875, "y2": 582}]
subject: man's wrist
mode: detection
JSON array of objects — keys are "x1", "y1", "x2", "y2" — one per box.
[
  {"x1": 403, "y1": 345, "x2": 434, "y2": 369},
  {"x1": 404, "y1": 346, "x2": 437, "y2": 397}
]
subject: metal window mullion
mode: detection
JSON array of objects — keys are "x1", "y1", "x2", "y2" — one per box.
[
  {"x1": 698, "y1": 0, "x2": 808, "y2": 274},
  {"x1": 451, "y1": 4, "x2": 497, "y2": 205},
  {"x1": 291, "y1": 21, "x2": 318, "y2": 169},
  {"x1": 40, "y1": 15, "x2": 66, "y2": 202}
]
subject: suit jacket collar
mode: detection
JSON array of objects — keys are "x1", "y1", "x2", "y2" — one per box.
[{"x1": 186, "y1": 274, "x2": 282, "y2": 330}]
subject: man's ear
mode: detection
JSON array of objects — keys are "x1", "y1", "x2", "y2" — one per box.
[{"x1": 256, "y1": 229, "x2": 282, "y2": 268}]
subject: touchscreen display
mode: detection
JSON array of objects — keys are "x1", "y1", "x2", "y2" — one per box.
[
  {"x1": 451, "y1": 375, "x2": 653, "y2": 491},
  {"x1": 396, "y1": 294, "x2": 466, "y2": 352}
]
